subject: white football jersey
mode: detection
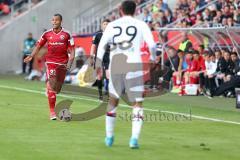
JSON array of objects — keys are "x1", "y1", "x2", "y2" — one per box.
[{"x1": 97, "y1": 16, "x2": 156, "y2": 64}]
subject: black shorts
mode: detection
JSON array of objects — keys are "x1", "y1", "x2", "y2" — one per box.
[{"x1": 103, "y1": 62, "x2": 109, "y2": 70}]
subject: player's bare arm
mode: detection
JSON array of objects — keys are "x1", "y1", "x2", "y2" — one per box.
[
  {"x1": 89, "y1": 44, "x2": 96, "y2": 65},
  {"x1": 67, "y1": 47, "x2": 75, "y2": 70},
  {"x1": 23, "y1": 44, "x2": 42, "y2": 63}
]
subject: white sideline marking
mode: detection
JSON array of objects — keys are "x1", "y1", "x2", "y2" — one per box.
[
  {"x1": 0, "y1": 85, "x2": 240, "y2": 125},
  {"x1": 0, "y1": 102, "x2": 43, "y2": 107},
  {"x1": 0, "y1": 85, "x2": 99, "y2": 102}
]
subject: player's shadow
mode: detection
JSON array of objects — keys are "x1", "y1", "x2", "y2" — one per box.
[{"x1": 55, "y1": 54, "x2": 170, "y2": 122}]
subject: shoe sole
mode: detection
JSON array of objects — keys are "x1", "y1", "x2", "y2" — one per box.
[
  {"x1": 105, "y1": 144, "x2": 112, "y2": 147},
  {"x1": 130, "y1": 146, "x2": 139, "y2": 149},
  {"x1": 129, "y1": 139, "x2": 139, "y2": 149},
  {"x1": 203, "y1": 93, "x2": 213, "y2": 99},
  {"x1": 50, "y1": 117, "x2": 57, "y2": 120}
]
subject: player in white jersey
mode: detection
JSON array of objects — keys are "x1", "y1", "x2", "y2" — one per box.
[{"x1": 96, "y1": 0, "x2": 156, "y2": 149}]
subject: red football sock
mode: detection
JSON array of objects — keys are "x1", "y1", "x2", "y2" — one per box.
[
  {"x1": 181, "y1": 77, "x2": 185, "y2": 86},
  {"x1": 46, "y1": 82, "x2": 56, "y2": 114},
  {"x1": 47, "y1": 90, "x2": 56, "y2": 113}
]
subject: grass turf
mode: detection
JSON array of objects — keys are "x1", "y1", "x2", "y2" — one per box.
[{"x1": 0, "y1": 75, "x2": 240, "y2": 160}]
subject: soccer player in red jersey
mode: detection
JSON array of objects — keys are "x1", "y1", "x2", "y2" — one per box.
[
  {"x1": 24, "y1": 14, "x2": 75, "y2": 120},
  {"x1": 184, "y1": 50, "x2": 201, "y2": 84}
]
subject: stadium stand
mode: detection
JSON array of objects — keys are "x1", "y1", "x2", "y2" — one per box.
[
  {"x1": 72, "y1": 0, "x2": 156, "y2": 34},
  {"x1": 74, "y1": 0, "x2": 240, "y2": 34},
  {"x1": 0, "y1": 0, "x2": 43, "y2": 27},
  {"x1": 72, "y1": 0, "x2": 240, "y2": 98}
]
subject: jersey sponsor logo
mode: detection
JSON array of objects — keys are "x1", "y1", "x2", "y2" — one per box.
[{"x1": 49, "y1": 42, "x2": 65, "y2": 46}]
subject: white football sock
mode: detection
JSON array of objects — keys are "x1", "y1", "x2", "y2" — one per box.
[
  {"x1": 106, "y1": 107, "x2": 117, "y2": 138},
  {"x1": 132, "y1": 107, "x2": 144, "y2": 139}
]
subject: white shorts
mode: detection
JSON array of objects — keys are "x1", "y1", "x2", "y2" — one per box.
[{"x1": 109, "y1": 72, "x2": 144, "y2": 102}]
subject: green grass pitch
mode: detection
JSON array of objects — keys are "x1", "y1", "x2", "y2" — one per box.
[{"x1": 0, "y1": 75, "x2": 240, "y2": 160}]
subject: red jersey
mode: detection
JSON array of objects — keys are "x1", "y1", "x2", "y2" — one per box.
[
  {"x1": 187, "y1": 60, "x2": 201, "y2": 72},
  {"x1": 38, "y1": 28, "x2": 74, "y2": 64}
]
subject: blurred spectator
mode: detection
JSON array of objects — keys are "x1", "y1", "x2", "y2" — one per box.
[
  {"x1": 99, "y1": 0, "x2": 240, "y2": 30},
  {"x1": 222, "y1": 5, "x2": 232, "y2": 18},
  {"x1": 164, "y1": 9, "x2": 173, "y2": 24},
  {"x1": 172, "y1": 9, "x2": 178, "y2": 22},
  {"x1": 195, "y1": 13, "x2": 204, "y2": 24},
  {"x1": 153, "y1": 21, "x2": 161, "y2": 31},
  {"x1": 135, "y1": 0, "x2": 147, "y2": 5},
  {"x1": 215, "y1": 50, "x2": 222, "y2": 63},
  {"x1": 202, "y1": 8, "x2": 212, "y2": 21},
  {"x1": 227, "y1": 17, "x2": 234, "y2": 26},
  {"x1": 22, "y1": 32, "x2": 36, "y2": 74},
  {"x1": 209, "y1": 52, "x2": 240, "y2": 97},
  {"x1": 190, "y1": 0, "x2": 199, "y2": 12},
  {"x1": 215, "y1": 0, "x2": 224, "y2": 11},
  {"x1": 215, "y1": 10, "x2": 223, "y2": 23},
  {"x1": 178, "y1": 32, "x2": 192, "y2": 52},
  {"x1": 165, "y1": 47, "x2": 180, "y2": 81},
  {"x1": 178, "y1": 0, "x2": 189, "y2": 11},
  {"x1": 142, "y1": 8, "x2": 152, "y2": 22},
  {"x1": 171, "y1": 50, "x2": 188, "y2": 92},
  {"x1": 233, "y1": 8, "x2": 240, "y2": 25},
  {"x1": 139, "y1": 0, "x2": 240, "y2": 29},
  {"x1": 231, "y1": 52, "x2": 240, "y2": 74},
  {"x1": 216, "y1": 50, "x2": 235, "y2": 84},
  {"x1": 157, "y1": 10, "x2": 167, "y2": 26},
  {"x1": 146, "y1": 3, "x2": 153, "y2": 13},
  {"x1": 0, "y1": 1, "x2": 10, "y2": 15},
  {"x1": 184, "y1": 50, "x2": 199, "y2": 85},
  {"x1": 204, "y1": 53, "x2": 218, "y2": 96},
  {"x1": 152, "y1": 0, "x2": 168, "y2": 13},
  {"x1": 222, "y1": 17, "x2": 228, "y2": 25}
]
